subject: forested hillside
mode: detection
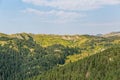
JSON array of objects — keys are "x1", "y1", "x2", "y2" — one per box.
[
  {"x1": 0, "y1": 32, "x2": 119, "y2": 80},
  {"x1": 30, "y1": 46, "x2": 120, "y2": 80}
]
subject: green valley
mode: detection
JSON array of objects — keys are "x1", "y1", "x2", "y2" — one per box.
[{"x1": 0, "y1": 32, "x2": 119, "y2": 80}]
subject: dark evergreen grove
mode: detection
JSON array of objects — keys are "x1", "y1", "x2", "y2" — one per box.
[{"x1": 0, "y1": 33, "x2": 119, "y2": 80}]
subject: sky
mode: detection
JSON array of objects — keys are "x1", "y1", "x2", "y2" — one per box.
[{"x1": 0, "y1": 0, "x2": 120, "y2": 35}]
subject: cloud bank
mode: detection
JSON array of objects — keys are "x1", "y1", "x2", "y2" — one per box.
[
  {"x1": 22, "y1": 0, "x2": 120, "y2": 23},
  {"x1": 22, "y1": 0, "x2": 120, "y2": 10},
  {"x1": 22, "y1": 8, "x2": 86, "y2": 23}
]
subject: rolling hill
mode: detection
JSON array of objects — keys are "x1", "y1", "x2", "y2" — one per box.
[{"x1": 0, "y1": 32, "x2": 119, "y2": 80}]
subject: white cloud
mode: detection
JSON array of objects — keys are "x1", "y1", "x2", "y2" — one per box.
[
  {"x1": 22, "y1": 0, "x2": 120, "y2": 23},
  {"x1": 22, "y1": 0, "x2": 120, "y2": 11},
  {"x1": 22, "y1": 8, "x2": 86, "y2": 23}
]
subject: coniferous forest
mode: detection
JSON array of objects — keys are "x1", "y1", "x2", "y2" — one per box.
[{"x1": 0, "y1": 32, "x2": 120, "y2": 80}]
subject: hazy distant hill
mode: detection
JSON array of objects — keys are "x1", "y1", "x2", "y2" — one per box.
[{"x1": 102, "y1": 32, "x2": 120, "y2": 37}]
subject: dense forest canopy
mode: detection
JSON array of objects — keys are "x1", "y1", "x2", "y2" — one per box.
[{"x1": 30, "y1": 46, "x2": 120, "y2": 80}]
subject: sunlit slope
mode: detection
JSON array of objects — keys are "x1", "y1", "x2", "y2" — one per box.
[{"x1": 33, "y1": 34, "x2": 111, "y2": 47}]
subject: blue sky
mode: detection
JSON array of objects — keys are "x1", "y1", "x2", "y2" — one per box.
[{"x1": 0, "y1": 0, "x2": 120, "y2": 35}]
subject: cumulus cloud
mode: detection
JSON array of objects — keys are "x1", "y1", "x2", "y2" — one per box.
[
  {"x1": 22, "y1": 8, "x2": 86, "y2": 23},
  {"x1": 22, "y1": 0, "x2": 120, "y2": 10}
]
